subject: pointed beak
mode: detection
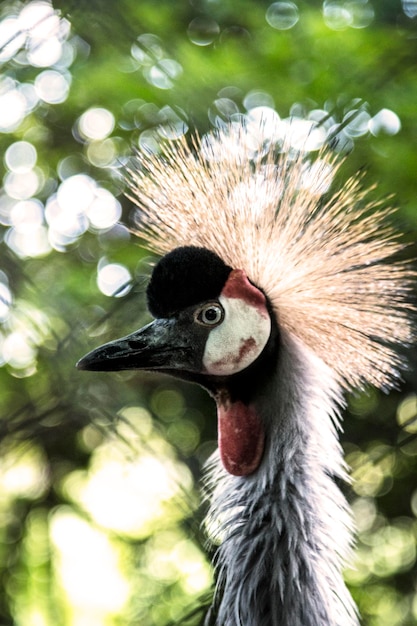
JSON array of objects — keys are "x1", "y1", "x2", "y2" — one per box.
[{"x1": 76, "y1": 318, "x2": 199, "y2": 373}]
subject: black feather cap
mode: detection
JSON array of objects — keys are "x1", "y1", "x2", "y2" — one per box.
[{"x1": 147, "y1": 246, "x2": 232, "y2": 318}]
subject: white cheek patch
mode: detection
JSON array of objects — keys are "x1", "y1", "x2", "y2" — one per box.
[{"x1": 203, "y1": 294, "x2": 271, "y2": 376}]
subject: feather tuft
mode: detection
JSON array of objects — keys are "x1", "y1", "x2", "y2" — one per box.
[{"x1": 127, "y1": 122, "x2": 415, "y2": 390}]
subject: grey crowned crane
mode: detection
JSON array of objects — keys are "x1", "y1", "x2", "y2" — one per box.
[{"x1": 77, "y1": 122, "x2": 415, "y2": 626}]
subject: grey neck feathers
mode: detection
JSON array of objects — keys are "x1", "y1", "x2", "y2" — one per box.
[{"x1": 205, "y1": 334, "x2": 360, "y2": 626}]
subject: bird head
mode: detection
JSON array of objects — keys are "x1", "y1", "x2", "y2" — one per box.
[
  {"x1": 77, "y1": 123, "x2": 415, "y2": 478},
  {"x1": 77, "y1": 246, "x2": 277, "y2": 476}
]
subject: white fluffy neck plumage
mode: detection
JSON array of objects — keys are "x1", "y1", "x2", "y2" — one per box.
[{"x1": 205, "y1": 332, "x2": 359, "y2": 626}]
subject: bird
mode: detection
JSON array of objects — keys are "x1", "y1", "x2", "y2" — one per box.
[{"x1": 77, "y1": 120, "x2": 415, "y2": 626}]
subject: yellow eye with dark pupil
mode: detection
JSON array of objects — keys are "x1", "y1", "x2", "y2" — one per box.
[{"x1": 195, "y1": 303, "x2": 224, "y2": 326}]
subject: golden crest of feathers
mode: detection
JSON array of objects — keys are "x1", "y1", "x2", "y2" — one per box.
[{"x1": 126, "y1": 122, "x2": 415, "y2": 390}]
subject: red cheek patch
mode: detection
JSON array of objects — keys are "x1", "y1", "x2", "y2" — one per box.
[
  {"x1": 217, "y1": 400, "x2": 265, "y2": 476},
  {"x1": 222, "y1": 269, "x2": 269, "y2": 316}
]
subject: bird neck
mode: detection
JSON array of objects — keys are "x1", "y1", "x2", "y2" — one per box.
[{"x1": 205, "y1": 333, "x2": 359, "y2": 626}]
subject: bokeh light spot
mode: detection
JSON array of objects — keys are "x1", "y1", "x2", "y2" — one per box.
[
  {"x1": 97, "y1": 262, "x2": 132, "y2": 297},
  {"x1": 5, "y1": 141, "x2": 37, "y2": 173},
  {"x1": 323, "y1": 1, "x2": 352, "y2": 30},
  {"x1": 369, "y1": 108, "x2": 401, "y2": 136},
  {"x1": 397, "y1": 394, "x2": 417, "y2": 433},
  {"x1": 343, "y1": 109, "x2": 371, "y2": 137},
  {"x1": 27, "y1": 35, "x2": 63, "y2": 67},
  {"x1": 151, "y1": 388, "x2": 185, "y2": 421},
  {"x1": 4, "y1": 170, "x2": 40, "y2": 200},
  {"x1": 0, "y1": 444, "x2": 48, "y2": 499},
  {"x1": 0, "y1": 78, "x2": 27, "y2": 132},
  {"x1": 139, "y1": 128, "x2": 161, "y2": 153},
  {"x1": 131, "y1": 33, "x2": 164, "y2": 65},
  {"x1": 0, "y1": 17, "x2": 25, "y2": 62},
  {"x1": 349, "y1": 1, "x2": 375, "y2": 28},
  {"x1": 78, "y1": 107, "x2": 115, "y2": 141},
  {"x1": 266, "y1": 2, "x2": 299, "y2": 30},
  {"x1": 50, "y1": 509, "x2": 130, "y2": 613},
  {"x1": 6, "y1": 225, "x2": 51, "y2": 259},
  {"x1": 87, "y1": 138, "x2": 118, "y2": 167},
  {"x1": 2, "y1": 331, "x2": 37, "y2": 369},
  {"x1": 403, "y1": 0, "x2": 417, "y2": 18},
  {"x1": 187, "y1": 17, "x2": 220, "y2": 46},
  {"x1": 145, "y1": 59, "x2": 183, "y2": 90},
  {"x1": 246, "y1": 106, "x2": 282, "y2": 140},
  {"x1": 10, "y1": 199, "x2": 44, "y2": 233},
  {"x1": 208, "y1": 97, "x2": 240, "y2": 125},
  {"x1": 19, "y1": 1, "x2": 61, "y2": 39},
  {"x1": 323, "y1": 2, "x2": 373, "y2": 29},
  {"x1": 45, "y1": 194, "x2": 88, "y2": 243},
  {"x1": 35, "y1": 69, "x2": 70, "y2": 104},
  {"x1": 282, "y1": 118, "x2": 327, "y2": 150},
  {"x1": 327, "y1": 125, "x2": 354, "y2": 152},
  {"x1": 243, "y1": 90, "x2": 275, "y2": 111},
  {"x1": 57, "y1": 174, "x2": 96, "y2": 213},
  {"x1": 87, "y1": 189, "x2": 122, "y2": 230}
]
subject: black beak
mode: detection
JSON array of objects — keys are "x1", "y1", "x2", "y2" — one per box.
[{"x1": 76, "y1": 318, "x2": 200, "y2": 373}]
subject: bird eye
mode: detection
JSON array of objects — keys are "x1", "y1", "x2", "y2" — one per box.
[{"x1": 195, "y1": 302, "x2": 224, "y2": 327}]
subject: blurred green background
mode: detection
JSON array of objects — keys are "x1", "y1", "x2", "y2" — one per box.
[{"x1": 0, "y1": 1, "x2": 417, "y2": 624}]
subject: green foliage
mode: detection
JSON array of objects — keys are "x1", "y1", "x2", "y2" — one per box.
[{"x1": 0, "y1": 1, "x2": 416, "y2": 625}]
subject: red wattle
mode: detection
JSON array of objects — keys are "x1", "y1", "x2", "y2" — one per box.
[{"x1": 217, "y1": 401, "x2": 265, "y2": 476}]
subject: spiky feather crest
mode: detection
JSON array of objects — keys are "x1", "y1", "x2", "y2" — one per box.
[{"x1": 127, "y1": 123, "x2": 415, "y2": 391}]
